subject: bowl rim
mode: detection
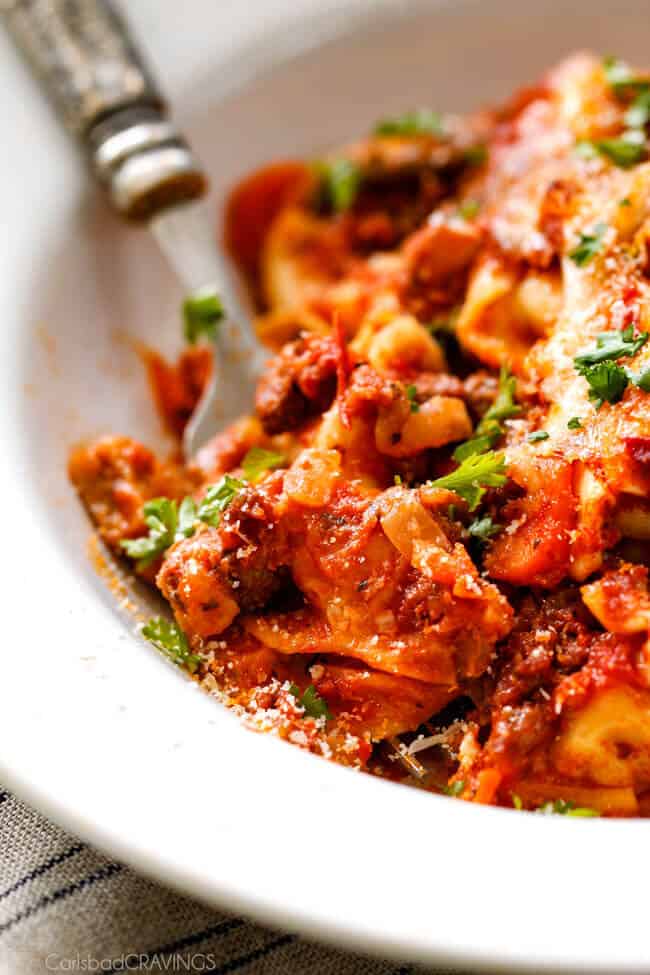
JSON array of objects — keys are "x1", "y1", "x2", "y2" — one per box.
[{"x1": 1, "y1": 2, "x2": 649, "y2": 972}]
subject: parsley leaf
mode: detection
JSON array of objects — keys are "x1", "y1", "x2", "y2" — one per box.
[
  {"x1": 484, "y1": 366, "x2": 522, "y2": 425},
  {"x1": 196, "y1": 474, "x2": 244, "y2": 528},
  {"x1": 603, "y1": 56, "x2": 650, "y2": 96},
  {"x1": 453, "y1": 367, "x2": 520, "y2": 461},
  {"x1": 625, "y1": 89, "x2": 650, "y2": 128},
  {"x1": 568, "y1": 223, "x2": 608, "y2": 266},
  {"x1": 537, "y1": 799, "x2": 599, "y2": 817},
  {"x1": 289, "y1": 683, "x2": 332, "y2": 720},
  {"x1": 429, "y1": 451, "x2": 507, "y2": 511},
  {"x1": 458, "y1": 199, "x2": 480, "y2": 220},
  {"x1": 315, "y1": 158, "x2": 362, "y2": 212},
  {"x1": 121, "y1": 498, "x2": 178, "y2": 569},
  {"x1": 632, "y1": 367, "x2": 650, "y2": 392},
  {"x1": 453, "y1": 426, "x2": 500, "y2": 462},
  {"x1": 241, "y1": 447, "x2": 285, "y2": 483},
  {"x1": 121, "y1": 493, "x2": 200, "y2": 570},
  {"x1": 374, "y1": 108, "x2": 444, "y2": 137},
  {"x1": 141, "y1": 617, "x2": 201, "y2": 673},
  {"x1": 177, "y1": 496, "x2": 198, "y2": 537},
  {"x1": 527, "y1": 430, "x2": 550, "y2": 443},
  {"x1": 464, "y1": 144, "x2": 488, "y2": 166},
  {"x1": 468, "y1": 515, "x2": 501, "y2": 542},
  {"x1": 443, "y1": 780, "x2": 465, "y2": 797},
  {"x1": 567, "y1": 416, "x2": 583, "y2": 429},
  {"x1": 592, "y1": 132, "x2": 646, "y2": 168},
  {"x1": 183, "y1": 289, "x2": 224, "y2": 344},
  {"x1": 578, "y1": 360, "x2": 629, "y2": 409},
  {"x1": 405, "y1": 384, "x2": 420, "y2": 413},
  {"x1": 574, "y1": 326, "x2": 648, "y2": 367}
]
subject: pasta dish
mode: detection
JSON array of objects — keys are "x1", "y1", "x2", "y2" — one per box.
[{"x1": 70, "y1": 53, "x2": 650, "y2": 816}]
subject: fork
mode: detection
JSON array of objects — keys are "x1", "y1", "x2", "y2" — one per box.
[
  {"x1": 4, "y1": 0, "x2": 431, "y2": 782},
  {"x1": 2, "y1": 0, "x2": 266, "y2": 460}
]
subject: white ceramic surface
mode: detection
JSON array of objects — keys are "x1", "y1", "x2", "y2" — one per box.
[{"x1": 2, "y1": 1, "x2": 649, "y2": 971}]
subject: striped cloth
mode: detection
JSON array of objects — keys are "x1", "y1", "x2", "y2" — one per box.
[{"x1": 0, "y1": 788, "x2": 453, "y2": 974}]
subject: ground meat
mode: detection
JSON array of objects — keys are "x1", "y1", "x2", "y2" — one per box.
[
  {"x1": 255, "y1": 334, "x2": 338, "y2": 434},
  {"x1": 218, "y1": 477, "x2": 291, "y2": 612},
  {"x1": 68, "y1": 435, "x2": 197, "y2": 550}
]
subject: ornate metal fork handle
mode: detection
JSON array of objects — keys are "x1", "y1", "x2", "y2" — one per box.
[{"x1": 2, "y1": 0, "x2": 206, "y2": 219}]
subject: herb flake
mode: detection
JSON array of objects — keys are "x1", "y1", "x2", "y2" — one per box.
[
  {"x1": 241, "y1": 446, "x2": 285, "y2": 483},
  {"x1": 574, "y1": 326, "x2": 648, "y2": 367},
  {"x1": 458, "y1": 199, "x2": 480, "y2": 220},
  {"x1": 374, "y1": 108, "x2": 444, "y2": 138},
  {"x1": 429, "y1": 450, "x2": 507, "y2": 511},
  {"x1": 468, "y1": 515, "x2": 501, "y2": 542},
  {"x1": 121, "y1": 498, "x2": 179, "y2": 570},
  {"x1": 141, "y1": 617, "x2": 201, "y2": 673},
  {"x1": 537, "y1": 798, "x2": 599, "y2": 817},
  {"x1": 197, "y1": 474, "x2": 244, "y2": 528},
  {"x1": 443, "y1": 780, "x2": 466, "y2": 797},
  {"x1": 315, "y1": 158, "x2": 362, "y2": 212},
  {"x1": 453, "y1": 367, "x2": 520, "y2": 461},
  {"x1": 405, "y1": 383, "x2": 420, "y2": 413},
  {"x1": 289, "y1": 683, "x2": 332, "y2": 720},
  {"x1": 183, "y1": 289, "x2": 224, "y2": 344},
  {"x1": 591, "y1": 132, "x2": 646, "y2": 168},
  {"x1": 578, "y1": 359, "x2": 629, "y2": 409},
  {"x1": 568, "y1": 223, "x2": 608, "y2": 266}
]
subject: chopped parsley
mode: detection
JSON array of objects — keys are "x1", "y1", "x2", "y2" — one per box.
[
  {"x1": 603, "y1": 56, "x2": 650, "y2": 97},
  {"x1": 537, "y1": 799, "x2": 599, "y2": 817},
  {"x1": 289, "y1": 683, "x2": 332, "y2": 720},
  {"x1": 574, "y1": 326, "x2": 648, "y2": 367},
  {"x1": 458, "y1": 199, "x2": 480, "y2": 220},
  {"x1": 468, "y1": 515, "x2": 501, "y2": 542},
  {"x1": 568, "y1": 222, "x2": 608, "y2": 266},
  {"x1": 141, "y1": 617, "x2": 201, "y2": 673},
  {"x1": 453, "y1": 367, "x2": 520, "y2": 461},
  {"x1": 580, "y1": 131, "x2": 647, "y2": 168},
  {"x1": 443, "y1": 780, "x2": 466, "y2": 797},
  {"x1": 121, "y1": 496, "x2": 198, "y2": 569},
  {"x1": 527, "y1": 430, "x2": 550, "y2": 443},
  {"x1": 177, "y1": 496, "x2": 198, "y2": 536},
  {"x1": 183, "y1": 289, "x2": 224, "y2": 344},
  {"x1": 567, "y1": 416, "x2": 583, "y2": 430},
  {"x1": 574, "y1": 326, "x2": 649, "y2": 409},
  {"x1": 393, "y1": 474, "x2": 403, "y2": 486},
  {"x1": 315, "y1": 158, "x2": 362, "y2": 212},
  {"x1": 196, "y1": 474, "x2": 244, "y2": 528},
  {"x1": 121, "y1": 498, "x2": 180, "y2": 569},
  {"x1": 464, "y1": 144, "x2": 488, "y2": 166},
  {"x1": 241, "y1": 446, "x2": 285, "y2": 483},
  {"x1": 483, "y1": 366, "x2": 522, "y2": 425},
  {"x1": 625, "y1": 89, "x2": 650, "y2": 129},
  {"x1": 374, "y1": 108, "x2": 444, "y2": 137},
  {"x1": 632, "y1": 367, "x2": 650, "y2": 392},
  {"x1": 429, "y1": 450, "x2": 507, "y2": 511},
  {"x1": 405, "y1": 383, "x2": 420, "y2": 413},
  {"x1": 512, "y1": 794, "x2": 523, "y2": 810},
  {"x1": 619, "y1": 197, "x2": 632, "y2": 207},
  {"x1": 578, "y1": 359, "x2": 629, "y2": 409}
]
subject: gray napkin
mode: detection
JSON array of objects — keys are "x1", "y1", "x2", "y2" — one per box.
[{"x1": 0, "y1": 787, "x2": 454, "y2": 974}]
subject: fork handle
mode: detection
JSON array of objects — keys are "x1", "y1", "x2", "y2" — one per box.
[{"x1": 2, "y1": 0, "x2": 207, "y2": 219}]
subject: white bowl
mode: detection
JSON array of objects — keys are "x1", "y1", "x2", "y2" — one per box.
[{"x1": 2, "y1": 1, "x2": 649, "y2": 970}]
